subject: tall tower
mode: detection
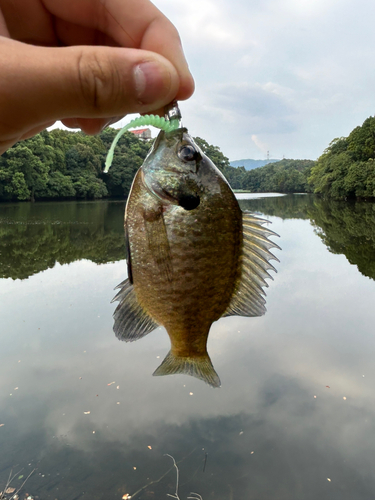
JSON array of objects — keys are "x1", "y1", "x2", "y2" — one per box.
[{"x1": 267, "y1": 151, "x2": 270, "y2": 161}]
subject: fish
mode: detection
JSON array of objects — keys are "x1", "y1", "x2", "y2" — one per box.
[{"x1": 112, "y1": 127, "x2": 279, "y2": 387}]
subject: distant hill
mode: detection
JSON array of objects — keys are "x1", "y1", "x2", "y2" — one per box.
[{"x1": 230, "y1": 159, "x2": 281, "y2": 170}]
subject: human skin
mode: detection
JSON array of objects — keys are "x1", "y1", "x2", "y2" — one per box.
[{"x1": 0, "y1": 0, "x2": 195, "y2": 154}]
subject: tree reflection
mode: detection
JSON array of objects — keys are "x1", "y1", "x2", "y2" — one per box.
[
  {"x1": 1, "y1": 196, "x2": 375, "y2": 282},
  {"x1": 240, "y1": 195, "x2": 375, "y2": 282},
  {"x1": 0, "y1": 201, "x2": 126, "y2": 280},
  {"x1": 308, "y1": 198, "x2": 375, "y2": 280},
  {"x1": 238, "y1": 194, "x2": 313, "y2": 219}
]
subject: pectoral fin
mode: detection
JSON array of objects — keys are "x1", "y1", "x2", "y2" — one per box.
[
  {"x1": 153, "y1": 351, "x2": 221, "y2": 388},
  {"x1": 143, "y1": 206, "x2": 173, "y2": 281},
  {"x1": 224, "y1": 212, "x2": 280, "y2": 318},
  {"x1": 112, "y1": 278, "x2": 158, "y2": 341}
]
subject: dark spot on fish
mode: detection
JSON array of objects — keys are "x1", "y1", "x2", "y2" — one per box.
[
  {"x1": 178, "y1": 194, "x2": 200, "y2": 210},
  {"x1": 143, "y1": 205, "x2": 163, "y2": 222},
  {"x1": 178, "y1": 145, "x2": 201, "y2": 162}
]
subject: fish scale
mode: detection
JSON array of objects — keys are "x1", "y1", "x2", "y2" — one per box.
[{"x1": 130, "y1": 195, "x2": 240, "y2": 341}]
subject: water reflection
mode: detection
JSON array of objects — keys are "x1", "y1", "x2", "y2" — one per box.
[
  {"x1": 241, "y1": 194, "x2": 375, "y2": 281},
  {"x1": 1, "y1": 196, "x2": 375, "y2": 283},
  {"x1": 308, "y1": 198, "x2": 375, "y2": 280},
  {"x1": 0, "y1": 201, "x2": 125, "y2": 279},
  {"x1": 1, "y1": 196, "x2": 375, "y2": 499}
]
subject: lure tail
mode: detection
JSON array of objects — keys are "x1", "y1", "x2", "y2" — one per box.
[{"x1": 104, "y1": 114, "x2": 180, "y2": 173}]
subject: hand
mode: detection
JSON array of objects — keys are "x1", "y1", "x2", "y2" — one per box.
[{"x1": 0, "y1": 0, "x2": 195, "y2": 154}]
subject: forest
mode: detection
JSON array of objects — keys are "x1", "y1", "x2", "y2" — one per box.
[
  {"x1": 3, "y1": 196, "x2": 375, "y2": 283},
  {"x1": 308, "y1": 116, "x2": 375, "y2": 200},
  {"x1": 233, "y1": 115, "x2": 375, "y2": 198},
  {"x1": 0, "y1": 127, "x2": 315, "y2": 202},
  {"x1": 224, "y1": 114, "x2": 375, "y2": 198},
  {"x1": 0, "y1": 128, "x2": 150, "y2": 202},
  {"x1": 240, "y1": 159, "x2": 315, "y2": 193},
  {"x1": 1, "y1": 114, "x2": 375, "y2": 202},
  {"x1": 0, "y1": 128, "x2": 247, "y2": 202}
]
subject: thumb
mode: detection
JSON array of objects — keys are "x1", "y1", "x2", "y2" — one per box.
[{"x1": 0, "y1": 37, "x2": 180, "y2": 137}]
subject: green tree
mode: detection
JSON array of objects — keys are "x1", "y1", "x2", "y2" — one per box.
[
  {"x1": 242, "y1": 159, "x2": 314, "y2": 193},
  {"x1": 44, "y1": 171, "x2": 76, "y2": 198},
  {"x1": 65, "y1": 143, "x2": 108, "y2": 199},
  {"x1": 0, "y1": 128, "x2": 258, "y2": 202},
  {"x1": 100, "y1": 128, "x2": 151, "y2": 198},
  {"x1": 193, "y1": 136, "x2": 247, "y2": 188},
  {"x1": 347, "y1": 117, "x2": 375, "y2": 162},
  {"x1": 309, "y1": 117, "x2": 375, "y2": 200},
  {"x1": 1, "y1": 143, "x2": 49, "y2": 201},
  {"x1": 194, "y1": 137, "x2": 231, "y2": 172}
]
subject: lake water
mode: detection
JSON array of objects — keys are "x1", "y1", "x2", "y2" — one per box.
[{"x1": 1, "y1": 194, "x2": 375, "y2": 499}]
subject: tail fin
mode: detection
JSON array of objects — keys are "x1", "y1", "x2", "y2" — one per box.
[{"x1": 153, "y1": 351, "x2": 221, "y2": 388}]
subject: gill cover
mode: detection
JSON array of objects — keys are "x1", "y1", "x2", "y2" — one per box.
[{"x1": 142, "y1": 129, "x2": 201, "y2": 211}]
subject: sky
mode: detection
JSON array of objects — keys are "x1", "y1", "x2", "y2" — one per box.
[
  {"x1": 51, "y1": 0, "x2": 375, "y2": 162},
  {"x1": 146, "y1": 0, "x2": 375, "y2": 161}
]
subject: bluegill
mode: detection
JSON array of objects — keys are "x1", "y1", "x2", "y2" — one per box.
[{"x1": 112, "y1": 128, "x2": 279, "y2": 387}]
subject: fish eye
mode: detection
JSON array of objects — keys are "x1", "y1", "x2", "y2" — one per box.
[{"x1": 178, "y1": 145, "x2": 199, "y2": 162}]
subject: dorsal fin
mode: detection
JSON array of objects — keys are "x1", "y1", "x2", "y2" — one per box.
[
  {"x1": 224, "y1": 212, "x2": 280, "y2": 318},
  {"x1": 112, "y1": 278, "x2": 158, "y2": 341}
]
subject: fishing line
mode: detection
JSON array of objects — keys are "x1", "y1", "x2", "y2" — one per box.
[{"x1": 104, "y1": 114, "x2": 180, "y2": 173}]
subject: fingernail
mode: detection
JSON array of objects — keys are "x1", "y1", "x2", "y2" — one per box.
[
  {"x1": 133, "y1": 62, "x2": 171, "y2": 104},
  {"x1": 100, "y1": 118, "x2": 117, "y2": 131}
]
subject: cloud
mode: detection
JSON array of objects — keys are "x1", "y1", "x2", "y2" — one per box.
[
  {"x1": 150, "y1": 0, "x2": 375, "y2": 160},
  {"x1": 251, "y1": 134, "x2": 269, "y2": 154},
  {"x1": 156, "y1": 0, "x2": 246, "y2": 47},
  {"x1": 203, "y1": 82, "x2": 298, "y2": 132},
  {"x1": 182, "y1": 81, "x2": 299, "y2": 159},
  {"x1": 50, "y1": 0, "x2": 375, "y2": 160}
]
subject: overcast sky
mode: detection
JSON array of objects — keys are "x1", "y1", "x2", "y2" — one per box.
[
  {"x1": 141, "y1": 0, "x2": 375, "y2": 161},
  {"x1": 50, "y1": 0, "x2": 375, "y2": 162}
]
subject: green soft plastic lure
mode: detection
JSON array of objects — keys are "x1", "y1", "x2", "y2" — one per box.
[{"x1": 104, "y1": 113, "x2": 180, "y2": 173}]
